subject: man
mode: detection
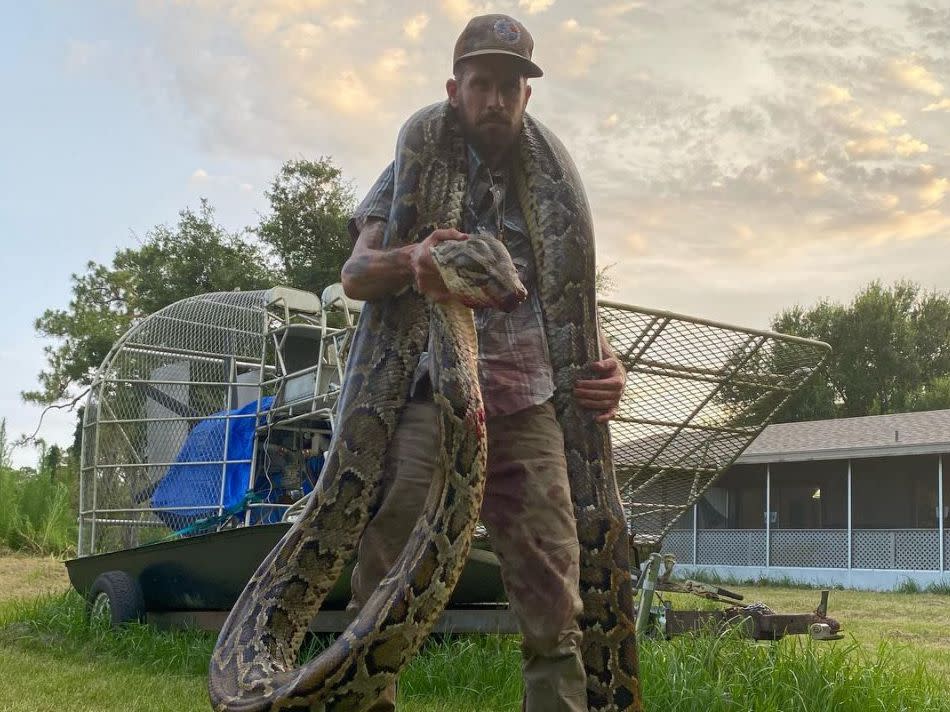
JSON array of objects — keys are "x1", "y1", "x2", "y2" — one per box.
[{"x1": 340, "y1": 14, "x2": 628, "y2": 712}]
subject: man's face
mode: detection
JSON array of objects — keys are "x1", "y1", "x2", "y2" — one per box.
[{"x1": 447, "y1": 55, "x2": 532, "y2": 160}]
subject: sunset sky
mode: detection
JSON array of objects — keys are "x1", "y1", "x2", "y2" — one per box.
[{"x1": 2, "y1": 1, "x2": 949, "y2": 465}]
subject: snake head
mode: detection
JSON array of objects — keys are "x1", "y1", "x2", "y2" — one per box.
[{"x1": 431, "y1": 233, "x2": 527, "y2": 312}]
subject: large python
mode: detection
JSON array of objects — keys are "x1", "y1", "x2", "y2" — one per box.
[{"x1": 209, "y1": 101, "x2": 642, "y2": 712}]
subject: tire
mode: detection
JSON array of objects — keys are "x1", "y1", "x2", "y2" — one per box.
[{"x1": 87, "y1": 570, "x2": 145, "y2": 627}]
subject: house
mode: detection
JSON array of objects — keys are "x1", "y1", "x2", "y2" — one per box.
[{"x1": 661, "y1": 409, "x2": 950, "y2": 589}]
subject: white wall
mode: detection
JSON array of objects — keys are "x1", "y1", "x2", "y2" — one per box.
[{"x1": 673, "y1": 563, "x2": 950, "y2": 591}]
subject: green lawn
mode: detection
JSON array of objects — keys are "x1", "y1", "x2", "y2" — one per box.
[
  {"x1": 0, "y1": 644, "x2": 208, "y2": 712},
  {"x1": 707, "y1": 584, "x2": 950, "y2": 680},
  {"x1": 1, "y1": 556, "x2": 949, "y2": 711}
]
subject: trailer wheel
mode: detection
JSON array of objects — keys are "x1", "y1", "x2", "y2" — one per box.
[{"x1": 88, "y1": 571, "x2": 145, "y2": 627}]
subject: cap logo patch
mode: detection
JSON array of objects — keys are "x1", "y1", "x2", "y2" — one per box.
[{"x1": 493, "y1": 18, "x2": 522, "y2": 44}]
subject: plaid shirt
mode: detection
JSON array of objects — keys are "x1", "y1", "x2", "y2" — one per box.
[{"x1": 350, "y1": 147, "x2": 555, "y2": 417}]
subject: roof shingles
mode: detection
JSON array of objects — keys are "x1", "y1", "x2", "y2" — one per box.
[{"x1": 738, "y1": 409, "x2": 950, "y2": 462}]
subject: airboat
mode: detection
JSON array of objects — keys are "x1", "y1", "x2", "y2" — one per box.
[{"x1": 65, "y1": 284, "x2": 838, "y2": 639}]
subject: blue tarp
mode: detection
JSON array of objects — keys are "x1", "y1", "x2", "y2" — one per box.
[{"x1": 150, "y1": 397, "x2": 274, "y2": 522}]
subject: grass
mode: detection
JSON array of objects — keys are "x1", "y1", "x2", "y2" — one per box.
[
  {"x1": 662, "y1": 582, "x2": 950, "y2": 681},
  {"x1": 2, "y1": 588, "x2": 949, "y2": 711},
  {"x1": 640, "y1": 631, "x2": 948, "y2": 711},
  {"x1": 895, "y1": 578, "x2": 950, "y2": 595},
  {"x1": 0, "y1": 548, "x2": 71, "y2": 601},
  {"x1": 689, "y1": 568, "x2": 950, "y2": 596},
  {"x1": 0, "y1": 592, "x2": 522, "y2": 712},
  {"x1": 679, "y1": 569, "x2": 950, "y2": 678},
  {"x1": 2, "y1": 555, "x2": 950, "y2": 710},
  {"x1": 0, "y1": 593, "x2": 213, "y2": 712}
]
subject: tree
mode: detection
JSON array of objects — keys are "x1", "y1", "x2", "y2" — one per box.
[
  {"x1": 255, "y1": 158, "x2": 355, "y2": 296},
  {"x1": 715, "y1": 316, "x2": 837, "y2": 427},
  {"x1": 25, "y1": 200, "x2": 277, "y2": 408},
  {"x1": 767, "y1": 303, "x2": 849, "y2": 422},
  {"x1": 596, "y1": 263, "x2": 617, "y2": 297},
  {"x1": 769, "y1": 281, "x2": 950, "y2": 421},
  {"x1": 910, "y1": 376, "x2": 950, "y2": 411}
]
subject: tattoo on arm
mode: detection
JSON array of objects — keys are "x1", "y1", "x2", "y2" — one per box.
[
  {"x1": 341, "y1": 219, "x2": 413, "y2": 299},
  {"x1": 342, "y1": 219, "x2": 386, "y2": 281}
]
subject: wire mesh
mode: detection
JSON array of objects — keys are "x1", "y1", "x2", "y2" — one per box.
[
  {"x1": 79, "y1": 290, "x2": 311, "y2": 555},
  {"x1": 600, "y1": 301, "x2": 830, "y2": 546}
]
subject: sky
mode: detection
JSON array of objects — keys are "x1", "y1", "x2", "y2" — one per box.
[{"x1": 2, "y1": 0, "x2": 949, "y2": 467}]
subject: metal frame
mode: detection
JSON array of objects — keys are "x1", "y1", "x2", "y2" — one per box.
[
  {"x1": 77, "y1": 287, "x2": 363, "y2": 557},
  {"x1": 600, "y1": 300, "x2": 831, "y2": 548}
]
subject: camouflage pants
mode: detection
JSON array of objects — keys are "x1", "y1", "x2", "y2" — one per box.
[{"x1": 351, "y1": 399, "x2": 587, "y2": 712}]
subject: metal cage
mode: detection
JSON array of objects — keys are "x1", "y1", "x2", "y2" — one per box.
[{"x1": 78, "y1": 286, "x2": 362, "y2": 556}]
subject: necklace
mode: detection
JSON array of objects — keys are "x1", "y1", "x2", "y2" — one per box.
[{"x1": 487, "y1": 169, "x2": 506, "y2": 243}]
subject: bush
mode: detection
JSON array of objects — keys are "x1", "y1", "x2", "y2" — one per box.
[
  {"x1": 0, "y1": 467, "x2": 75, "y2": 556},
  {"x1": 0, "y1": 433, "x2": 77, "y2": 556}
]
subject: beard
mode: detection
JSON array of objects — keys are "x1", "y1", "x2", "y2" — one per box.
[{"x1": 456, "y1": 105, "x2": 522, "y2": 165}]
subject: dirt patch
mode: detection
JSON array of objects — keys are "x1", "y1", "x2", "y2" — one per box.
[{"x1": 0, "y1": 551, "x2": 70, "y2": 603}]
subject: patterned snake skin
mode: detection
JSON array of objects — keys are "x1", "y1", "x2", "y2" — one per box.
[{"x1": 208, "y1": 101, "x2": 642, "y2": 712}]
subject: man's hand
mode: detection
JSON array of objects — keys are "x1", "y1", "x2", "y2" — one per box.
[
  {"x1": 574, "y1": 356, "x2": 626, "y2": 423},
  {"x1": 342, "y1": 222, "x2": 469, "y2": 303},
  {"x1": 408, "y1": 228, "x2": 468, "y2": 301}
]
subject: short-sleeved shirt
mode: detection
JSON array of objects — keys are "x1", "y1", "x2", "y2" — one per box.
[{"x1": 349, "y1": 146, "x2": 555, "y2": 417}]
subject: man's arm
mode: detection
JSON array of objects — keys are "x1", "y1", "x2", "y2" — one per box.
[
  {"x1": 340, "y1": 218, "x2": 413, "y2": 300},
  {"x1": 573, "y1": 330, "x2": 627, "y2": 423},
  {"x1": 340, "y1": 218, "x2": 468, "y2": 302}
]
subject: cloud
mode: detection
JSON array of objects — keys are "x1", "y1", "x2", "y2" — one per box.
[
  {"x1": 403, "y1": 13, "x2": 430, "y2": 40},
  {"x1": 550, "y1": 18, "x2": 609, "y2": 78},
  {"x1": 923, "y1": 97, "x2": 950, "y2": 112},
  {"x1": 560, "y1": 18, "x2": 609, "y2": 43},
  {"x1": 816, "y1": 83, "x2": 852, "y2": 106},
  {"x1": 920, "y1": 176, "x2": 950, "y2": 206},
  {"x1": 278, "y1": 22, "x2": 324, "y2": 58},
  {"x1": 623, "y1": 231, "x2": 649, "y2": 255},
  {"x1": 328, "y1": 14, "x2": 360, "y2": 31},
  {"x1": 183, "y1": 168, "x2": 261, "y2": 210},
  {"x1": 845, "y1": 133, "x2": 929, "y2": 159},
  {"x1": 315, "y1": 70, "x2": 378, "y2": 114},
  {"x1": 888, "y1": 58, "x2": 944, "y2": 96},
  {"x1": 787, "y1": 158, "x2": 829, "y2": 189},
  {"x1": 114, "y1": 1, "x2": 950, "y2": 328},
  {"x1": 519, "y1": 0, "x2": 555, "y2": 14},
  {"x1": 375, "y1": 48, "x2": 409, "y2": 76},
  {"x1": 595, "y1": 2, "x2": 643, "y2": 17},
  {"x1": 906, "y1": 3, "x2": 950, "y2": 45},
  {"x1": 821, "y1": 207, "x2": 950, "y2": 245},
  {"x1": 826, "y1": 105, "x2": 906, "y2": 137},
  {"x1": 568, "y1": 44, "x2": 600, "y2": 78},
  {"x1": 439, "y1": 0, "x2": 493, "y2": 22}
]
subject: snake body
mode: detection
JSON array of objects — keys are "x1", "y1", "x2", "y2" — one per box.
[{"x1": 209, "y1": 102, "x2": 642, "y2": 711}]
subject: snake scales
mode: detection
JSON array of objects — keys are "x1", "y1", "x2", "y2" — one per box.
[{"x1": 209, "y1": 101, "x2": 642, "y2": 711}]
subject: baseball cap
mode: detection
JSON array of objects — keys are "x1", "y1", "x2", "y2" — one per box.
[{"x1": 453, "y1": 14, "x2": 543, "y2": 78}]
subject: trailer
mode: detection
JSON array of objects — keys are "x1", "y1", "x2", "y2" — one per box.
[{"x1": 66, "y1": 284, "x2": 832, "y2": 637}]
